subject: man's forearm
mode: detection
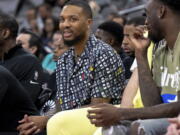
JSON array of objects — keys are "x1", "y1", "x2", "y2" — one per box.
[
  {"x1": 136, "y1": 51, "x2": 162, "y2": 106},
  {"x1": 118, "y1": 101, "x2": 180, "y2": 121}
]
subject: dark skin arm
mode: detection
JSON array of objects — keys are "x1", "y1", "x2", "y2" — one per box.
[
  {"x1": 87, "y1": 91, "x2": 180, "y2": 127},
  {"x1": 129, "y1": 26, "x2": 162, "y2": 106}
]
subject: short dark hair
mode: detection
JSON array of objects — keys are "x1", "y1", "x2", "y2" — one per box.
[
  {"x1": 159, "y1": 0, "x2": 180, "y2": 12},
  {"x1": 64, "y1": 0, "x2": 93, "y2": 19},
  {"x1": 0, "y1": 11, "x2": 18, "y2": 39},
  {"x1": 20, "y1": 28, "x2": 42, "y2": 57},
  {"x1": 98, "y1": 21, "x2": 124, "y2": 44}
]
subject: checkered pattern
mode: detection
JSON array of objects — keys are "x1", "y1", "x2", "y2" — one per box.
[{"x1": 56, "y1": 35, "x2": 125, "y2": 110}]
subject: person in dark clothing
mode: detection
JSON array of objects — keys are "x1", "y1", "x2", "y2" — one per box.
[
  {"x1": 0, "y1": 66, "x2": 38, "y2": 132},
  {"x1": 0, "y1": 11, "x2": 46, "y2": 109},
  {"x1": 95, "y1": 21, "x2": 133, "y2": 80}
]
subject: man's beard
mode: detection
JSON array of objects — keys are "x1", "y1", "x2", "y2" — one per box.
[
  {"x1": 63, "y1": 33, "x2": 85, "y2": 47},
  {"x1": 148, "y1": 32, "x2": 163, "y2": 44}
]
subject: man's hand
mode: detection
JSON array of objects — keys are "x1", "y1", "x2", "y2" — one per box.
[
  {"x1": 17, "y1": 115, "x2": 48, "y2": 135},
  {"x1": 87, "y1": 103, "x2": 121, "y2": 127},
  {"x1": 129, "y1": 26, "x2": 150, "y2": 55},
  {"x1": 166, "y1": 115, "x2": 180, "y2": 135}
]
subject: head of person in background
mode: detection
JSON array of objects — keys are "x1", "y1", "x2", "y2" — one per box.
[
  {"x1": 95, "y1": 21, "x2": 124, "y2": 54},
  {"x1": 57, "y1": 0, "x2": 70, "y2": 8},
  {"x1": 0, "y1": 11, "x2": 19, "y2": 57},
  {"x1": 122, "y1": 16, "x2": 145, "y2": 57},
  {"x1": 52, "y1": 31, "x2": 69, "y2": 61},
  {"x1": 16, "y1": 28, "x2": 43, "y2": 59},
  {"x1": 41, "y1": 17, "x2": 59, "y2": 48},
  {"x1": 25, "y1": 7, "x2": 41, "y2": 35},
  {"x1": 38, "y1": 3, "x2": 52, "y2": 21},
  {"x1": 26, "y1": 7, "x2": 37, "y2": 24},
  {"x1": 111, "y1": 14, "x2": 127, "y2": 26}
]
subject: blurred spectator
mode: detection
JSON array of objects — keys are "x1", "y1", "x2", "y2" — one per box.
[
  {"x1": 38, "y1": 3, "x2": 52, "y2": 21},
  {"x1": 42, "y1": 31, "x2": 68, "y2": 74},
  {"x1": 41, "y1": 17, "x2": 59, "y2": 50},
  {"x1": 16, "y1": 28, "x2": 43, "y2": 60},
  {"x1": 26, "y1": 7, "x2": 37, "y2": 23},
  {"x1": 37, "y1": 3, "x2": 53, "y2": 31},
  {"x1": 29, "y1": 19, "x2": 41, "y2": 35},
  {"x1": 52, "y1": 32, "x2": 68, "y2": 62},
  {"x1": 19, "y1": 7, "x2": 42, "y2": 35}
]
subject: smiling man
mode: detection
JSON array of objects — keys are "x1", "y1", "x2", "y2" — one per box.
[
  {"x1": 17, "y1": 0, "x2": 125, "y2": 134},
  {"x1": 56, "y1": 0, "x2": 125, "y2": 111},
  {"x1": 87, "y1": 0, "x2": 180, "y2": 135}
]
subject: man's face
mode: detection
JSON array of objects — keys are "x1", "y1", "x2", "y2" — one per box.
[
  {"x1": 16, "y1": 34, "x2": 32, "y2": 53},
  {"x1": 26, "y1": 9, "x2": 36, "y2": 22},
  {"x1": 45, "y1": 18, "x2": 54, "y2": 33},
  {"x1": 59, "y1": 5, "x2": 92, "y2": 47},
  {"x1": 38, "y1": 5, "x2": 49, "y2": 19},
  {"x1": 145, "y1": 0, "x2": 163, "y2": 43},
  {"x1": 122, "y1": 25, "x2": 135, "y2": 56}
]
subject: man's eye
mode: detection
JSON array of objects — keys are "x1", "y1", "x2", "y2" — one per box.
[{"x1": 70, "y1": 17, "x2": 78, "y2": 22}]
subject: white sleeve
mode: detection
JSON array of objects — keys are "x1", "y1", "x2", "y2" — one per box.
[{"x1": 130, "y1": 59, "x2": 137, "y2": 72}]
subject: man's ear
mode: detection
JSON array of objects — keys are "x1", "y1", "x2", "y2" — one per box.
[
  {"x1": 109, "y1": 38, "x2": 115, "y2": 45},
  {"x1": 1, "y1": 29, "x2": 10, "y2": 39},
  {"x1": 158, "y1": 5, "x2": 166, "y2": 19},
  {"x1": 87, "y1": 19, "x2": 93, "y2": 28},
  {"x1": 30, "y1": 46, "x2": 38, "y2": 55}
]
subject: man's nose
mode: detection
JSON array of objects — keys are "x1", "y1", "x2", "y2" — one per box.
[{"x1": 62, "y1": 19, "x2": 71, "y2": 28}]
